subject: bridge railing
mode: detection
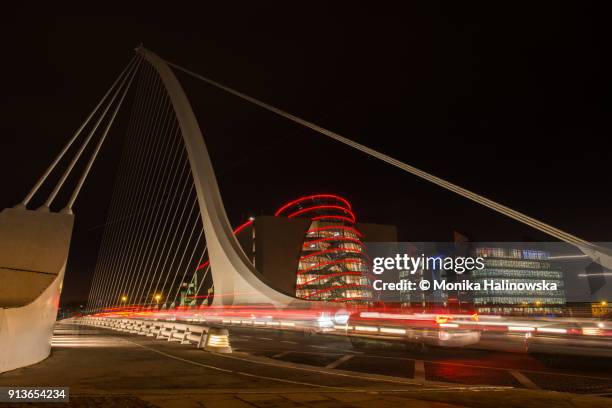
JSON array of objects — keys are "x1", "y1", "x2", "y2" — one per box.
[{"x1": 76, "y1": 316, "x2": 231, "y2": 353}]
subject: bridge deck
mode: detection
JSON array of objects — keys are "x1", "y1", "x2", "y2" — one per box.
[{"x1": 0, "y1": 323, "x2": 609, "y2": 407}]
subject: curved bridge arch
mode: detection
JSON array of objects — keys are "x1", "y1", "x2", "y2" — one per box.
[{"x1": 138, "y1": 48, "x2": 304, "y2": 307}]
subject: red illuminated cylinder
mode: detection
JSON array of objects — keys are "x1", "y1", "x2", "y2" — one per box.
[{"x1": 276, "y1": 194, "x2": 373, "y2": 302}]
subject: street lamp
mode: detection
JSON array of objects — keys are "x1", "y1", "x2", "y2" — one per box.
[
  {"x1": 120, "y1": 295, "x2": 127, "y2": 303},
  {"x1": 154, "y1": 294, "x2": 162, "y2": 304}
]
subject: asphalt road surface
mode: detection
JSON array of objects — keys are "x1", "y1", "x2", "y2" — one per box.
[
  {"x1": 227, "y1": 326, "x2": 612, "y2": 396},
  {"x1": 1, "y1": 323, "x2": 611, "y2": 407},
  {"x1": 0, "y1": 323, "x2": 501, "y2": 407}
]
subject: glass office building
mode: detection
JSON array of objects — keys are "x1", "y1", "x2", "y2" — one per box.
[{"x1": 469, "y1": 247, "x2": 566, "y2": 315}]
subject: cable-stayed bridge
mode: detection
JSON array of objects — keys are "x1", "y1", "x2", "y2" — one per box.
[{"x1": 1, "y1": 47, "x2": 611, "y2": 375}]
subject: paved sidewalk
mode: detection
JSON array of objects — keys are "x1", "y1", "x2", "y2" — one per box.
[
  {"x1": 0, "y1": 388, "x2": 474, "y2": 408},
  {"x1": 140, "y1": 390, "x2": 466, "y2": 408}
]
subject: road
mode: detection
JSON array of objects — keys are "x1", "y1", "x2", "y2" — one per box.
[
  {"x1": 227, "y1": 326, "x2": 612, "y2": 396},
  {"x1": 0, "y1": 323, "x2": 485, "y2": 407},
  {"x1": 0, "y1": 322, "x2": 610, "y2": 407}
]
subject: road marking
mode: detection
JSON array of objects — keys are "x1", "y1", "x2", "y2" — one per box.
[
  {"x1": 308, "y1": 345, "x2": 328, "y2": 349},
  {"x1": 124, "y1": 339, "x2": 350, "y2": 390},
  {"x1": 509, "y1": 370, "x2": 540, "y2": 390},
  {"x1": 326, "y1": 354, "x2": 354, "y2": 369},
  {"x1": 281, "y1": 340, "x2": 298, "y2": 345},
  {"x1": 414, "y1": 360, "x2": 426, "y2": 382},
  {"x1": 239, "y1": 347, "x2": 612, "y2": 382},
  {"x1": 217, "y1": 352, "x2": 510, "y2": 389},
  {"x1": 220, "y1": 353, "x2": 424, "y2": 385},
  {"x1": 273, "y1": 351, "x2": 292, "y2": 359},
  {"x1": 260, "y1": 337, "x2": 274, "y2": 341}
]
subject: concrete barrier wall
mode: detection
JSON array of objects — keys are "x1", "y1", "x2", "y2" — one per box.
[{"x1": 77, "y1": 316, "x2": 232, "y2": 353}]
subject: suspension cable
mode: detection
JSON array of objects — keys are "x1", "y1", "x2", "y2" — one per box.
[
  {"x1": 86, "y1": 60, "x2": 147, "y2": 311},
  {"x1": 44, "y1": 57, "x2": 139, "y2": 209},
  {"x1": 162, "y1": 56, "x2": 593, "y2": 248},
  {"x1": 19, "y1": 55, "x2": 138, "y2": 208},
  {"x1": 98, "y1": 63, "x2": 164, "y2": 310},
  {"x1": 64, "y1": 58, "x2": 142, "y2": 212}
]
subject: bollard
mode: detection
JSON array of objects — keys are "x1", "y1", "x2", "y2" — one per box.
[{"x1": 204, "y1": 327, "x2": 232, "y2": 353}]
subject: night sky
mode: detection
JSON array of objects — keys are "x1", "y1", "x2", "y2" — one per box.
[{"x1": 2, "y1": 3, "x2": 610, "y2": 304}]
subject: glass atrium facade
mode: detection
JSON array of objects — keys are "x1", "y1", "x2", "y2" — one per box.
[{"x1": 470, "y1": 247, "x2": 566, "y2": 315}]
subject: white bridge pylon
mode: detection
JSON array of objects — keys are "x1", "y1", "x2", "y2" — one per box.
[{"x1": 137, "y1": 48, "x2": 304, "y2": 307}]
